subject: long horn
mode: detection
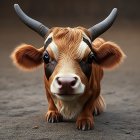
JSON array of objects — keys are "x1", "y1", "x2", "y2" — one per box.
[
  {"x1": 14, "y1": 4, "x2": 49, "y2": 38},
  {"x1": 88, "y1": 8, "x2": 118, "y2": 41}
]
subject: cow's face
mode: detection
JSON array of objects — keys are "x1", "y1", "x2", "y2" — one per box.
[
  {"x1": 11, "y1": 5, "x2": 125, "y2": 101},
  {"x1": 11, "y1": 26, "x2": 125, "y2": 101},
  {"x1": 44, "y1": 27, "x2": 92, "y2": 101}
]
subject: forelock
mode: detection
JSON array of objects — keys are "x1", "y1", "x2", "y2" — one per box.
[
  {"x1": 53, "y1": 27, "x2": 82, "y2": 47},
  {"x1": 44, "y1": 27, "x2": 91, "y2": 61},
  {"x1": 53, "y1": 27, "x2": 90, "y2": 59}
]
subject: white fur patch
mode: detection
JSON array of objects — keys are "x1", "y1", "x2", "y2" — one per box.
[
  {"x1": 77, "y1": 33, "x2": 91, "y2": 58},
  {"x1": 44, "y1": 33, "x2": 59, "y2": 59},
  {"x1": 58, "y1": 101, "x2": 83, "y2": 119},
  {"x1": 82, "y1": 32, "x2": 91, "y2": 43},
  {"x1": 49, "y1": 42, "x2": 59, "y2": 59},
  {"x1": 77, "y1": 41, "x2": 88, "y2": 58}
]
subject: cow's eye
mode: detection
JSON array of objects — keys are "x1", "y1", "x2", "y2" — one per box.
[
  {"x1": 43, "y1": 52, "x2": 50, "y2": 64},
  {"x1": 87, "y1": 52, "x2": 94, "y2": 64}
]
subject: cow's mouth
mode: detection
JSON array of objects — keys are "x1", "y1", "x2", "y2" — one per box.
[
  {"x1": 57, "y1": 93, "x2": 78, "y2": 96},
  {"x1": 54, "y1": 92, "x2": 81, "y2": 101},
  {"x1": 56, "y1": 89, "x2": 76, "y2": 96}
]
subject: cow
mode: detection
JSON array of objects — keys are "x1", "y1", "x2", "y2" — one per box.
[{"x1": 11, "y1": 4, "x2": 125, "y2": 130}]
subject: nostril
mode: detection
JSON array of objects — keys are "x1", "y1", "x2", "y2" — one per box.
[
  {"x1": 71, "y1": 77, "x2": 78, "y2": 87},
  {"x1": 56, "y1": 77, "x2": 62, "y2": 86},
  {"x1": 71, "y1": 80, "x2": 76, "y2": 87}
]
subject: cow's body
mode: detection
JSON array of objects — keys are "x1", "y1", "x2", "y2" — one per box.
[
  {"x1": 11, "y1": 4, "x2": 125, "y2": 130},
  {"x1": 44, "y1": 36, "x2": 105, "y2": 120}
]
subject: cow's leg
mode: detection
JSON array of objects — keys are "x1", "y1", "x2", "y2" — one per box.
[
  {"x1": 76, "y1": 94, "x2": 106, "y2": 130},
  {"x1": 44, "y1": 80, "x2": 62, "y2": 123},
  {"x1": 93, "y1": 95, "x2": 106, "y2": 116},
  {"x1": 45, "y1": 95, "x2": 63, "y2": 123},
  {"x1": 76, "y1": 92, "x2": 98, "y2": 130},
  {"x1": 76, "y1": 111, "x2": 94, "y2": 131},
  {"x1": 45, "y1": 109, "x2": 62, "y2": 123}
]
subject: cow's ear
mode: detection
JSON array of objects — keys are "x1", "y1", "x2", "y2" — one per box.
[
  {"x1": 11, "y1": 44, "x2": 44, "y2": 71},
  {"x1": 93, "y1": 41, "x2": 126, "y2": 69}
]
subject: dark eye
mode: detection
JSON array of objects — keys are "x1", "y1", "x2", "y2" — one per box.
[
  {"x1": 87, "y1": 52, "x2": 94, "y2": 64},
  {"x1": 43, "y1": 52, "x2": 50, "y2": 64}
]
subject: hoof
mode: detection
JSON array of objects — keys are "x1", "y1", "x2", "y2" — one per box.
[
  {"x1": 76, "y1": 118, "x2": 94, "y2": 131},
  {"x1": 45, "y1": 111, "x2": 63, "y2": 123}
]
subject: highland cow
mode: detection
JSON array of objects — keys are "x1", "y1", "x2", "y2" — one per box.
[{"x1": 11, "y1": 4, "x2": 125, "y2": 130}]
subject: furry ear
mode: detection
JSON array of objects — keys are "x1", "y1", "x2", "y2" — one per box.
[
  {"x1": 11, "y1": 44, "x2": 44, "y2": 71},
  {"x1": 93, "y1": 41, "x2": 126, "y2": 69}
]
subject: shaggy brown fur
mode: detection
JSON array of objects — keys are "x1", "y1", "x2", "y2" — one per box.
[
  {"x1": 11, "y1": 27, "x2": 125, "y2": 130},
  {"x1": 11, "y1": 44, "x2": 44, "y2": 71}
]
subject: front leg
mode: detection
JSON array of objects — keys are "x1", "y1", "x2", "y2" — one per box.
[
  {"x1": 76, "y1": 111, "x2": 94, "y2": 130},
  {"x1": 45, "y1": 93, "x2": 62, "y2": 123},
  {"x1": 76, "y1": 88, "x2": 100, "y2": 130},
  {"x1": 45, "y1": 110, "x2": 62, "y2": 123},
  {"x1": 44, "y1": 79, "x2": 62, "y2": 123}
]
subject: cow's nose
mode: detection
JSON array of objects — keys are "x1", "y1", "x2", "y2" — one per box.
[{"x1": 56, "y1": 76, "x2": 78, "y2": 89}]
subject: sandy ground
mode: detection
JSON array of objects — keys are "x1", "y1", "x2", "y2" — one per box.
[{"x1": 0, "y1": 22, "x2": 140, "y2": 140}]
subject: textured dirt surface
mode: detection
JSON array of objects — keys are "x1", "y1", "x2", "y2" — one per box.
[{"x1": 0, "y1": 23, "x2": 140, "y2": 140}]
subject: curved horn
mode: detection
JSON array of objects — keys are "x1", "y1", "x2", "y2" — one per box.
[
  {"x1": 14, "y1": 4, "x2": 49, "y2": 38},
  {"x1": 88, "y1": 8, "x2": 118, "y2": 41}
]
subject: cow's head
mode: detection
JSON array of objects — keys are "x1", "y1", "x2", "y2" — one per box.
[{"x1": 11, "y1": 4, "x2": 125, "y2": 101}]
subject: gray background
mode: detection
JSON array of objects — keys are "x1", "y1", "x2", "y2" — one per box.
[{"x1": 0, "y1": 0, "x2": 140, "y2": 140}]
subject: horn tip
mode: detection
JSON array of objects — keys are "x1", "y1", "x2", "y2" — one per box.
[
  {"x1": 14, "y1": 4, "x2": 20, "y2": 14},
  {"x1": 113, "y1": 8, "x2": 118, "y2": 13},
  {"x1": 14, "y1": 4, "x2": 18, "y2": 7},
  {"x1": 14, "y1": 4, "x2": 19, "y2": 9}
]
